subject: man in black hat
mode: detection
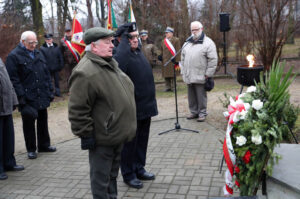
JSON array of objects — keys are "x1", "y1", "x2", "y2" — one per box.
[
  {"x1": 40, "y1": 33, "x2": 64, "y2": 97},
  {"x1": 68, "y1": 27, "x2": 137, "y2": 199},
  {"x1": 114, "y1": 22, "x2": 158, "y2": 189}
]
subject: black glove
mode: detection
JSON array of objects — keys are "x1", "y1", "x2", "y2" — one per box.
[
  {"x1": 158, "y1": 55, "x2": 162, "y2": 61},
  {"x1": 80, "y1": 136, "x2": 96, "y2": 150},
  {"x1": 20, "y1": 105, "x2": 38, "y2": 120},
  {"x1": 171, "y1": 58, "x2": 179, "y2": 65}
]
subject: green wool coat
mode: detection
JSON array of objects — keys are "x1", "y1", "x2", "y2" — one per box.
[{"x1": 68, "y1": 51, "x2": 137, "y2": 146}]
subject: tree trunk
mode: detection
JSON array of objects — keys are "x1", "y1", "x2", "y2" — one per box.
[
  {"x1": 86, "y1": 0, "x2": 94, "y2": 28},
  {"x1": 30, "y1": 0, "x2": 44, "y2": 44}
]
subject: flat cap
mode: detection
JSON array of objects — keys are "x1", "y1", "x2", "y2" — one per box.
[
  {"x1": 44, "y1": 33, "x2": 53, "y2": 39},
  {"x1": 83, "y1": 27, "x2": 114, "y2": 45},
  {"x1": 140, "y1": 30, "x2": 148, "y2": 36},
  {"x1": 165, "y1": 27, "x2": 174, "y2": 33}
]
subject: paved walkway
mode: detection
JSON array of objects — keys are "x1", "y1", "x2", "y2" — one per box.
[{"x1": 0, "y1": 117, "x2": 231, "y2": 199}]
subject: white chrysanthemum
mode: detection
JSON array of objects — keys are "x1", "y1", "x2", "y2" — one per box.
[
  {"x1": 246, "y1": 86, "x2": 256, "y2": 93},
  {"x1": 239, "y1": 110, "x2": 247, "y2": 120},
  {"x1": 236, "y1": 135, "x2": 247, "y2": 146},
  {"x1": 251, "y1": 135, "x2": 262, "y2": 145},
  {"x1": 252, "y1": 99, "x2": 263, "y2": 110},
  {"x1": 244, "y1": 103, "x2": 251, "y2": 111}
]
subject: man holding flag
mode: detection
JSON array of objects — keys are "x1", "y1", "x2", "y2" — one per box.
[{"x1": 158, "y1": 27, "x2": 181, "y2": 92}]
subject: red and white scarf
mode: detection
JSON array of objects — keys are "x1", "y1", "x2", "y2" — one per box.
[
  {"x1": 64, "y1": 38, "x2": 79, "y2": 63},
  {"x1": 164, "y1": 38, "x2": 179, "y2": 69}
]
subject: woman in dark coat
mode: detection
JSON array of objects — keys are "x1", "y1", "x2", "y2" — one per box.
[{"x1": 0, "y1": 58, "x2": 24, "y2": 180}]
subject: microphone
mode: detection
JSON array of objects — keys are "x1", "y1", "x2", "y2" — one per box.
[{"x1": 185, "y1": 34, "x2": 194, "y2": 42}]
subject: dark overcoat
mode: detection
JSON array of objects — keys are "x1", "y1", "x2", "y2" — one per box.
[
  {"x1": 160, "y1": 36, "x2": 181, "y2": 78},
  {"x1": 40, "y1": 42, "x2": 64, "y2": 72},
  {"x1": 5, "y1": 43, "x2": 53, "y2": 110},
  {"x1": 114, "y1": 35, "x2": 158, "y2": 120}
]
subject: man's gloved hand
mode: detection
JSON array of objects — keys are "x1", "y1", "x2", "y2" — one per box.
[
  {"x1": 171, "y1": 57, "x2": 179, "y2": 65},
  {"x1": 157, "y1": 55, "x2": 162, "y2": 61},
  {"x1": 80, "y1": 136, "x2": 96, "y2": 150}
]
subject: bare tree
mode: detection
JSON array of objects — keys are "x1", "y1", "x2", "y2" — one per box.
[
  {"x1": 30, "y1": 0, "x2": 45, "y2": 42},
  {"x1": 240, "y1": 0, "x2": 300, "y2": 70},
  {"x1": 86, "y1": 0, "x2": 94, "y2": 28},
  {"x1": 95, "y1": 0, "x2": 106, "y2": 27}
]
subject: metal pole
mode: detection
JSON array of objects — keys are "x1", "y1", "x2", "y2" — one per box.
[{"x1": 223, "y1": 31, "x2": 227, "y2": 74}]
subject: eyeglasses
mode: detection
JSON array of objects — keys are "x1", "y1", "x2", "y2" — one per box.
[
  {"x1": 129, "y1": 34, "x2": 139, "y2": 39},
  {"x1": 191, "y1": 28, "x2": 200, "y2": 32},
  {"x1": 26, "y1": 41, "x2": 39, "y2": 45}
]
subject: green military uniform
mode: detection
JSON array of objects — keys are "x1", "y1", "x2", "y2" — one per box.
[{"x1": 160, "y1": 29, "x2": 181, "y2": 91}]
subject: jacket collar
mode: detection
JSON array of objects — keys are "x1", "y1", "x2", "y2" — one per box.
[
  {"x1": 187, "y1": 32, "x2": 205, "y2": 44},
  {"x1": 85, "y1": 51, "x2": 118, "y2": 70}
]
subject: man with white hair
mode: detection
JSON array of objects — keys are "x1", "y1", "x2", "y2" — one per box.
[
  {"x1": 180, "y1": 21, "x2": 218, "y2": 122},
  {"x1": 68, "y1": 27, "x2": 137, "y2": 198},
  {"x1": 6, "y1": 31, "x2": 56, "y2": 160}
]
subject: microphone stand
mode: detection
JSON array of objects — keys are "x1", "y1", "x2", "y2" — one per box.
[{"x1": 159, "y1": 41, "x2": 199, "y2": 135}]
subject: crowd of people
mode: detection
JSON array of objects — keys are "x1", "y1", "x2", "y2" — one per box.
[{"x1": 0, "y1": 21, "x2": 217, "y2": 199}]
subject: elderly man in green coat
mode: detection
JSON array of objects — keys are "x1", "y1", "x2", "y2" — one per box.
[
  {"x1": 158, "y1": 27, "x2": 181, "y2": 92},
  {"x1": 68, "y1": 27, "x2": 137, "y2": 199}
]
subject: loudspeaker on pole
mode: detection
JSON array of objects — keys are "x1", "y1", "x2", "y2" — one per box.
[{"x1": 219, "y1": 13, "x2": 230, "y2": 32}]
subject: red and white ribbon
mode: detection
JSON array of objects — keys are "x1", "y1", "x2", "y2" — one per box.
[
  {"x1": 223, "y1": 97, "x2": 246, "y2": 195},
  {"x1": 164, "y1": 38, "x2": 179, "y2": 69}
]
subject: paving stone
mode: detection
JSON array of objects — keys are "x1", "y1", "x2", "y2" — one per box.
[{"x1": 0, "y1": 118, "x2": 227, "y2": 198}]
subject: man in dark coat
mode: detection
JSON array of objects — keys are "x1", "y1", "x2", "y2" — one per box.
[
  {"x1": 6, "y1": 31, "x2": 56, "y2": 160},
  {"x1": 40, "y1": 33, "x2": 64, "y2": 97},
  {"x1": 0, "y1": 58, "x2": 24, "y2": 180},
  {"x1": 114, "y1": 22, "x2": 158, "y2": 189}
]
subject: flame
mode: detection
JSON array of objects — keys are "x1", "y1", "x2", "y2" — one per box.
[{"x1": 246, "y1": 54, "x2": 255, "y2": 68}]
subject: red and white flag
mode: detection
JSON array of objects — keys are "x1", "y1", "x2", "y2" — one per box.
[{"x1": 71, "y1": 14, "x2": 85, "y2": 59}]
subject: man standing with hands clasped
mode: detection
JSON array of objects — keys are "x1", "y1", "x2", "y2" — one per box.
[
  {"x1": 180, "y1": 21, "x2": 218, "y2": 122},
  {"x1": 68, "y1": 27, "x2": 137, "y2": 199}
]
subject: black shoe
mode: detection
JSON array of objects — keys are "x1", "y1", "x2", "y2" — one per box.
[
  {"x1": 0, "y1": 173, "x2": 8, "y2": 180},
  {"x1": 124, "y1": 178, "x2": 143, "y2": 189},
  {"x1": 5, "y1": 165, "x2": 24, "y2": 171},
  {"x1": 137, "y1": 171, "x2": 155, "y2": 181},
  {"x1": 28, "y1": 152, "x2": 37, "y2": 159},
  {"x1": 38, "y1": 146, "x2": 56, "y2": 152}
]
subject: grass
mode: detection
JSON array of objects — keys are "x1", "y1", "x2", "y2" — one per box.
[{"x1": 226, "y1": 37, "x2": 300, "y2": 59}]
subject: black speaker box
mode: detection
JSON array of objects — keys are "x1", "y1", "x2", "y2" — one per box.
[{"x1": 220, "y1": 13, "x2": 230, "y2": 32}]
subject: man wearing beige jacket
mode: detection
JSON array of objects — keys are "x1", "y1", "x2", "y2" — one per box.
[{"x1": 180, "y1": 21, "x2": 218, "y2": 122}]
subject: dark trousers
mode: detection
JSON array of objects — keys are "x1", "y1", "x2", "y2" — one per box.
[
  {"x1": 89, "y1": 144, "x2": 123, "y2": 199},
  {"x1": 51, "y1": 71, "x2": 60, "y2": 94},
  {"x1": 121, "y1": 118, "x2": 151, "y2": 181},
  {"x1": 0, "y1": 115, "x2": 16, "y2": 173},
  {"x1": 21, "y1": 109, "x2": 50, "y2": 152}
]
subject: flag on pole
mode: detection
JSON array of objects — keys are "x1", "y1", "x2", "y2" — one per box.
[
  {"x1": 71, "y1": 12, "x2": 85, "y2": 59},
  {"x1": 128, "y1": 0, "x2": 136, "y2": 22},
  {"x1": 107, "y1": 0, "x2": 118, "y2": 30}
]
